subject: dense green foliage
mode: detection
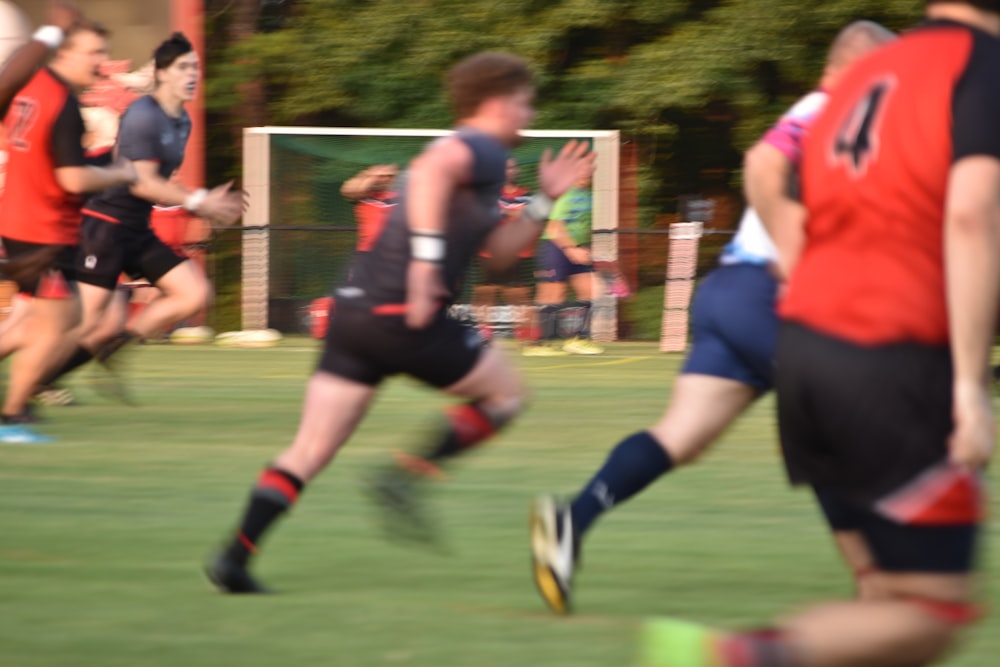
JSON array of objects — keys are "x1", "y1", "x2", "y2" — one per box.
[{"x1": 205, "y1": 0, "x2": 923, "y2": 211}]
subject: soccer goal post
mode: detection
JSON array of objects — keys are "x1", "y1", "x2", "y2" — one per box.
[{"x1": 240, "y1": 127, "x2": 622, "y2": 339}]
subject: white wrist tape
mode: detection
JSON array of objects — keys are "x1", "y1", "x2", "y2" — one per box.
[
  {"x1": 33, "y1": 26, "x2": 65, "y2": 50},
  {"x1": 410, "y1": 232, "x2": 446, "y2": 263},
  {"x1": 184, "y1": 188, "x2": 208, "y2": 212},
  {"x1": 524, "y1": 193, "x2": 554, "y2": 224}
]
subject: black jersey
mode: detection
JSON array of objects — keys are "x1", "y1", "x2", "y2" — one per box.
[
  {"x1": 84, "y1": 95, "x2": 191, "y2": 229},
  {"x1": 345, "y1": 127, "x2": 507, "y2": 307}
]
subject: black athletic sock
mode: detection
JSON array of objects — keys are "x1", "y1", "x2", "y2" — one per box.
[
  {"x1": 224, "y1": 467, "x2": 304, "y2": 566},
  {"x1": 538, "y1": 304, "x2": 560, "y2": 342},
  {"x1": 39, "y1": 346, "x2": 94, "y2": 387},
  {"x1": 418, "y1": 403, "x2": 500, "y2": 465},
  {"x1": 96, "y1": 331, "x2": 137, "y2": 363},
  {"x1": 570, "y1": 430, "x2": 673, "y2": 536},
  {"x1": 1, "y1": 413, "x2": 32, "y2": 425},
  {"x1": 573, "y1": 300, "x2": 593, "y2": 338}
]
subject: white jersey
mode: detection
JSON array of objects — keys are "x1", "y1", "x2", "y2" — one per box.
[{"x1": 720, "y1": 90, "x2": 830, "y2": 267}]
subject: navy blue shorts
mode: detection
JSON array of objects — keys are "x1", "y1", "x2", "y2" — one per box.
[
  {"x1": 535, "y1": 240, "x2": 592, "y2": 283},
  {"x1": 681, "y1": 263, "x2": 778, "y2": 390}
]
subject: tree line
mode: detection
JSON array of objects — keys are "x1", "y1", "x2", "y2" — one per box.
[{"x1": 204, "y1": 0, "x2": 923, "y2": 222}]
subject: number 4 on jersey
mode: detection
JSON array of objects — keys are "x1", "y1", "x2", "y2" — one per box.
[{"x1": 833, "y1": 80, "x2": 892, "y2": 176}]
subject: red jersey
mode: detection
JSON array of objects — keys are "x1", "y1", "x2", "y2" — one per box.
[
  {"x1": 782, "y1": 20, "x2": 1000, "y2": 346},
  {"x1": 0, "y1": 68, "x2": 87, "y2": 245},
  {"x1": 150, "y1": 205, "x2": 193, "y2": 254},
  {"x1": 481, "y1": 183, "x2": 532, "y2": 259},
  {"x1": 355, "y1": 190, "x2": 397, "y2": 252}
]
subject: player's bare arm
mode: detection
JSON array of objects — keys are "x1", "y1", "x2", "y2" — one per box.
[
  {"x1": 340, "y1": 164, "x2": 395, "y2": 201},
  {"x1": 129, "y1": 161, "x2": 244, "y2": 225},
  {"x1": 55, "y1": 158, "x2": 136, "y2": 194},
  {"x1": 403, "y1": 136, "x2": 471, "y2": 329},
  {"x1": 944, "y1": 155, "x2": 1000, "y2": 470},
  {"x1": 482, "y1": 141, "x2": 595, "y2": 268},
  {"x1": 744, "y1": 140, "x2": 806, "y2": 279},
  {"x1": 0, "y1": 2, "x2": 82, "y2": 117}
]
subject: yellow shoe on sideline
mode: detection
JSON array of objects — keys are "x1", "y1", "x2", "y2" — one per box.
[
  {"x1": 563, "y1": 337, "x2": 604, "y2": 355},
  {"x1": 522, "y1": 344, "x2": 570, "y2": 357}
]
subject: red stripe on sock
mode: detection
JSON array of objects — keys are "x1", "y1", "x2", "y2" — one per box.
[
  {"x1": 716, "y1": 635, "x2": 754, "y2": 667},
  {"x1": 906, "y1": 597, "x2": 983, "y2": 626},
  {"x1": 238, "y1": 531, "x2": 258, "y2": 553},
  {"x1": 446, "y1": 404, "x2": 496, "y2": 448},
  {"x1": 257, "y1": 469, "x2": 300, "y2": 503}
]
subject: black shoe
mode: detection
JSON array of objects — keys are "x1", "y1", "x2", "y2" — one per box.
[
  {"x1": 91, "y1": 336, "x2": 138, "y2": 406},
  {"x1": 366, "y1": 458, "x2": 445, "y2": 551},
  {"x1": 205, "y1": 552, "x2": 272, "y2": 594},
  {"x1": 2, "y1": 404, "x2": 41, "y2": 424}
]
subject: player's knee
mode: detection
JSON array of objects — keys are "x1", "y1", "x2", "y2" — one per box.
[
  {"x1": 176, "y1": 280, "x2": 211, "y2": 317},
  {"x1": 480, "y1": 390, "x2": 527, "y2": 429},
  {"x1": 648, "y1": 423, "x2": 704, "y2": 466}
]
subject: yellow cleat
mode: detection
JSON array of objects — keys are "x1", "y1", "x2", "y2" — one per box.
[
  {"x1": 522, "y1": 344, "x2": 570, "y2": 357},
  {"x1": 562, "y1": 337, "x2": 604, "y2": 355}
]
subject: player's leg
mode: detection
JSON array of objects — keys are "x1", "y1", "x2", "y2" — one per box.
[
  {"x1": 524, "y1": 241, "x2": 570, "y2": 355},
  {"x1": 0, "y1": 290, "x2": 80, "y2": 436},
  {"x1": 0, "y1": 240, "x2": 82, "y2": 429},
  {"x1": 209, "y1": 371, "x2": 378, "y2": 593},
  {"x1": 209, "y1": 304, "x2": 383, "y2": 593},
  {"x1": 640, "y1": 321, "x2": 986, "y2": 667},
  {"x1": 471, "y1": 276, "x2": 499, "y2": 340},
  {"x1": 561, "y1": 268, "x2": 603, "y2": 354},
  {"x1": 368, "y1": 318, "x2": 527, "y2": 542},
  {"x1": 640, "y1": 490, "x2": 983, "y2": 667},
  {"x1": 500, "y1": 272, "x2": 533, "y2": 343},
  {"x1": 0, "y1": 293, "x2": 30, "y2": 357},
  {"x1": 814, "y1": 489, "x2": 884, "y2": 600},
  {"x1": 113, "y1": 257, "x2": 209, "y2": 347},
  {"x1": 35, "y1": 281, "x2": 117, "y2": 395},
  {"x1": 0, "y1": 292, "x2": 29, "y2": 345},
  {"x1": 532, "y1": 266, "x2": 775, "y2": 613}
]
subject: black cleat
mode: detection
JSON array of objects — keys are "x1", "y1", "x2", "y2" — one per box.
[
  {"x1": 90, "y1": 339, "x2": 138, "y2": 406},
  {"x1": 366, "y1": 457, "x2": 446, "y2": 551},
  {"x1": 205, "y1": 552, "x2": 272, "y2": 594}
]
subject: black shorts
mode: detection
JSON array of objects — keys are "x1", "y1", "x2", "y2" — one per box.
[
  {"x1": 778, "y1": 321, "x2": 983, "y2": 573},
  {"x1": 76, "y1": 216, "x2": 185, "y2": 290},
  {"x1": 814, "y1": 486, "x2": 980, "y2": 573},
  {"x1": 317, "y1": 300, "x2": 487, "y2": 387},
  {"x1": 0, "y1": 237, "x2": 77, "y2": 298},
  {"x1": 481, "y1": 257, "x2": 534, "y2": 288}
]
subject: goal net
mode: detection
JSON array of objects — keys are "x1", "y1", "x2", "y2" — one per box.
[{"x1": 240, "y1": 127, "x2": 622, "y2": 340}]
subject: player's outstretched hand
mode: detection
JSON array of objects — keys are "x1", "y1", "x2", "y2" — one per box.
[
  {"x1": 537, "y1": 140, "x2": 596, "y2": 201},
  {"x1": 47, "y1": 1, "x2": 82, "y2": 32},
  {"x1": 405, "y1": 260, "x2": 448, "y2": 330},
  {"x1": 948, "y1": 381, "x2": 995, "y2": 470},
  {"x1": 199, "y1": 181, "x2": 247, "y2": 226}
]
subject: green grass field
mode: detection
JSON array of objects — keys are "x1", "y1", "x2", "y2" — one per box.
[{"x1": 0, "y1": 340, "x2": 996, "y2": 667}]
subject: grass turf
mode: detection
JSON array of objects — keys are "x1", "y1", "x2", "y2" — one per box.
[{"x1": 0, "y1": 340, "x2": 996, "y2": 666}]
